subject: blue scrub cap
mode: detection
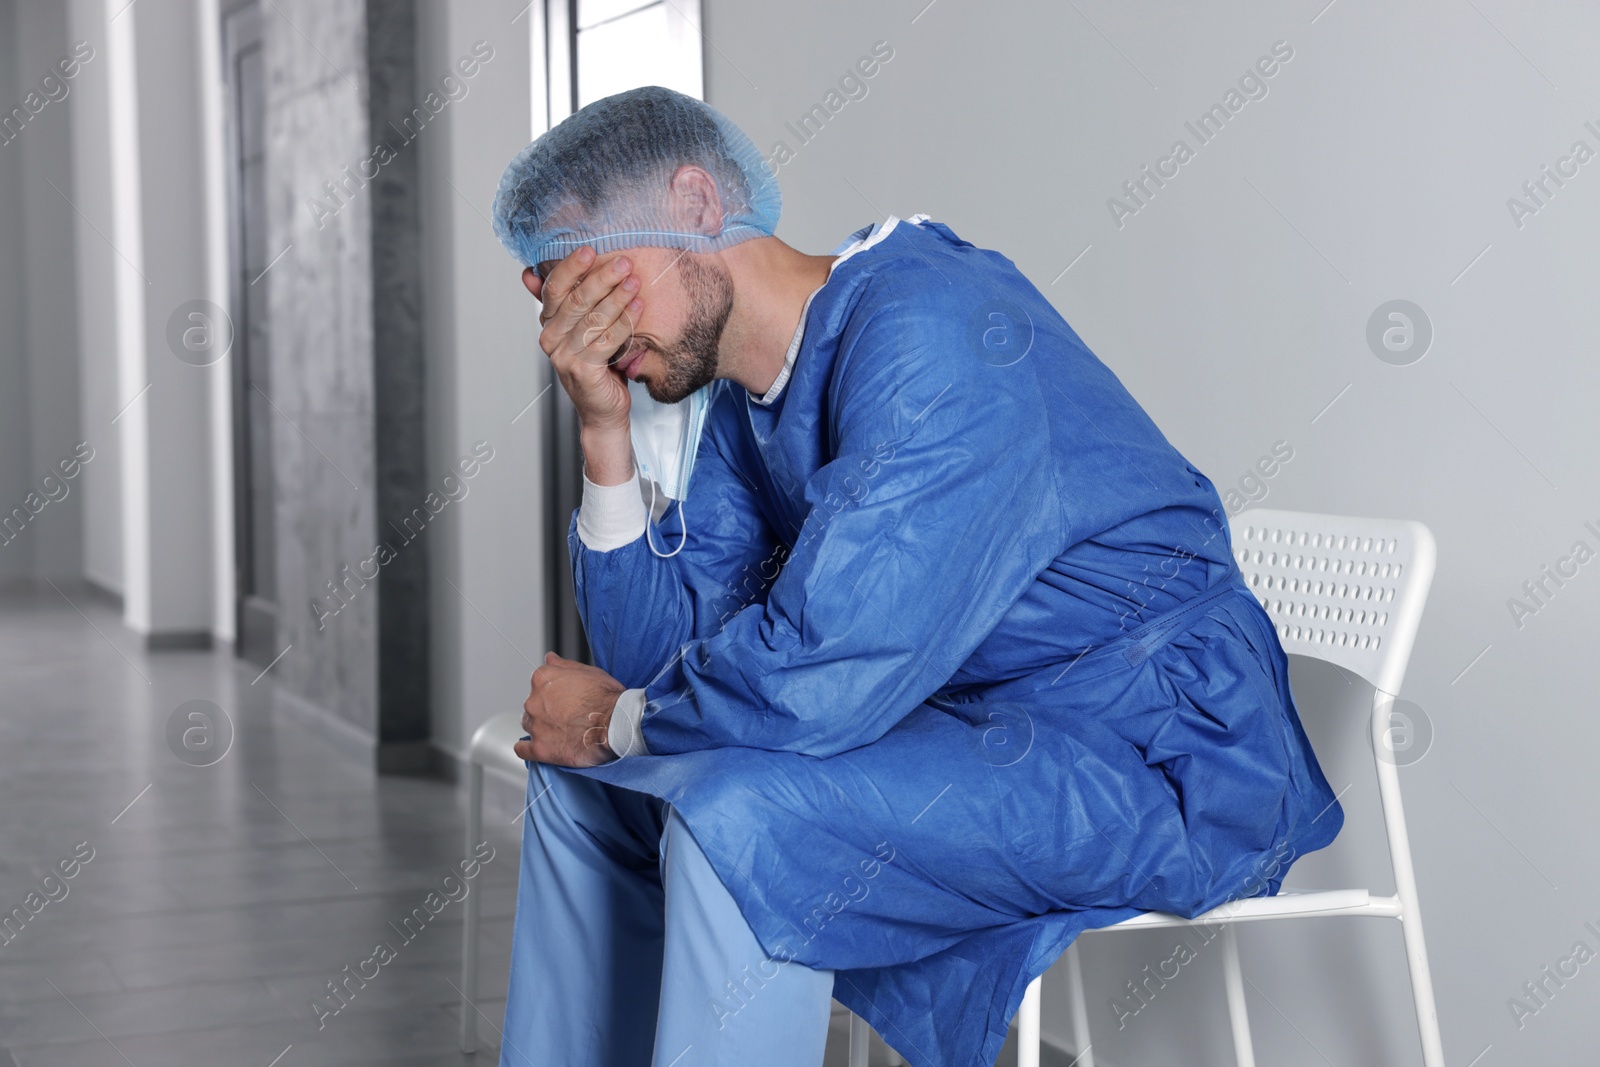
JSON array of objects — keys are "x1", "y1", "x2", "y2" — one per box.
[{"x1": 491, "y1": 86, "x2": 782, "y2": 277}]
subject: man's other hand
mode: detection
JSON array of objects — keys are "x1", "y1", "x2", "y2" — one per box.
[{"x1": 515, "y1": 651, "x2": 626, "y2": 767}]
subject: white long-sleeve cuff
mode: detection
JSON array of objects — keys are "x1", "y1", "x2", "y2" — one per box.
[
  {"x1": 607, "y1": 688, "x2": 649, "y2": 758},
  {"x1": 577, "y1": 470, "x2": 648, "y2": 551}
]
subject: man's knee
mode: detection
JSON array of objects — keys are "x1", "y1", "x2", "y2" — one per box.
[{"x1": 524, "y1": 762, "x2": 666, "y2": 859}]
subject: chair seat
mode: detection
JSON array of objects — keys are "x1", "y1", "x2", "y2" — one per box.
[
  {"x1": 469, "y1": 712, "x2": 529, "y2": 776},
  {"x1": 1104, "y1": 888, "x2": 1402, "y2": 930}
]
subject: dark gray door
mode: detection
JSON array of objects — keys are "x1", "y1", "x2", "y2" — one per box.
[
  {"x1": 544, "y1": 0, "x2": 590, "y2": 664},
  {"x1": 223, "y1": 2, "x2": 277, "y2": 667}
]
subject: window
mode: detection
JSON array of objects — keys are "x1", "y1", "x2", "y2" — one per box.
[{"x1": 538, "y1": 0, "x2": 704, "y2": 131}]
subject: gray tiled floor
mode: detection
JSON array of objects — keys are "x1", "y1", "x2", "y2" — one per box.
[
  {"x1": 0, "y1": 584, "x2": 515, "y2": 1067},
  {"x1": 0, "y1": 585, "x2": 1053, "y2": 1067}
]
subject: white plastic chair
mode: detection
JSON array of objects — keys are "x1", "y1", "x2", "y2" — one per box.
[
  {"x1": 852, "y1": 508, "x2": 1444, "y2": 1067},
  {"x1": 460, "y1": 713, "x2": 529, "y2": 1053}
]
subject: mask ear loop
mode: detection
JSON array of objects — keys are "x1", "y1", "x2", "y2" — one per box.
[{"x1": 643, "y1": 478, "x2": 689, "y2": 558}]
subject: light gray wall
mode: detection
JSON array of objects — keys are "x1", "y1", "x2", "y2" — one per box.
[
  {"x1": 0, "y1": 0, "x2": 27, "y2": 583},
  {"x1": 67, "y1": 0, "x2": 122, "y2": 595},
  {"x1": 0, "y1": 0, "x2": 85, "y2": 584},
  {"x1": 414, "y1": 0, "x2": 547, "y2": 768},
  {"x1": 15, "y1": 0, "x2": 83, "y2": 582},
  {"x1": 704, "y1": 1, "x2": 1598, "y2": 1064}
]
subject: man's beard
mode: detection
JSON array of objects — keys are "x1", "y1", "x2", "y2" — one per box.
[{"x1": 640, "y1": 254, "x2": 733, "y2": 404}]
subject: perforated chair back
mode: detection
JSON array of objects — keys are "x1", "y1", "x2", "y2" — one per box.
[{"x1": 1228, "y1": 508, "x2": 1436, "y2": 696}]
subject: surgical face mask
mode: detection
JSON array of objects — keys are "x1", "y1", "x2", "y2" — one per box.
[{"x1": 629, "y1": 380, "x2": 711, "y2": 557}]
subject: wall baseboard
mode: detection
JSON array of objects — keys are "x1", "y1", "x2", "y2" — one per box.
[
  {"x1": 271, "y1": 686, "x2": 377, "y2": 766},
  {"x1": 270, "y1": 686, "x2": 474, "y2": 786},
  {"x1": 83, "y1": 577, "x2": 123, "y2": 611},
  {"x1": 377, "y1": 740, "x2": 449, "y2": 779},
  {"x1": 146, "y1": 630, "x2": 213, "y2": 650},
  {"x1": 1040, "y1": 1033, "x2": 1096, "y2": 1066}
]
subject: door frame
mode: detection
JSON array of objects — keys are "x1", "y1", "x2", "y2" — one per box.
[{"x1": 220, "y1": 0, "x2": 275, "y2": 666}]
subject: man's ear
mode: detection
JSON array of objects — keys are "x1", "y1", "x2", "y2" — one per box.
[{"x1": 666, "y1": 164, "x2": 726, "y2": 239}]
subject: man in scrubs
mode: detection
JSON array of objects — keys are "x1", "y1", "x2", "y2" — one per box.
[{"x1": 491, "y1": 86, "x2": 1342, "y2": 1067}]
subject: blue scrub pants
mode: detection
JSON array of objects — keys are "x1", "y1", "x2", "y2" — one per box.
[{"x1": 499, "y1": 761, "x2": 836, "y2": 1067}]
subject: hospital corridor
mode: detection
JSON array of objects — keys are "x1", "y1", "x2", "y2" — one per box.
[
  {"x1": 3, "y1": 1, "x2": 1598, "y2": 1065},
  {"x1": 4, "y1": 585, "x2": 981, "y2": 1064}
]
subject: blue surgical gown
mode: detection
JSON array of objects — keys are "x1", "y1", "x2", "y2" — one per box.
[{"x1": 566, "y1": 217, "x2": 1342, "y2": 1066}]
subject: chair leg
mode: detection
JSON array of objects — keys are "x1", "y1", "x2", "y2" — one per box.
[
  {"x1": 1372, "y1": 727, "x2": 1448, "y2": 1067},
  {"x1": 1064, "y1": 941, "x2": 1093, "y2": 1067},
  {"x1": 848, "y1": 1011, "x2": 870, "y2": 1067},
  {"x1": 460, "y1": 761, "x2": 485, "y2": 1054},
  {"x1": 1017, "y1": 977, "x2": 1042, "y2": 1067},
  {"x1": 1399, "y1": 910, "x2": 1447, "y2": 1067},
  {"x1": 1220, "y1": 925, "x2": 1256, "y2": 1067}
]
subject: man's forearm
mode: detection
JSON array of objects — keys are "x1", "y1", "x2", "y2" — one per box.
[
  {"x1": 576, "y1": 421, "x2": 646, "y2": 551},
  {"x1": 581, "y1": 424, "x2": 634, "y2": 486}
]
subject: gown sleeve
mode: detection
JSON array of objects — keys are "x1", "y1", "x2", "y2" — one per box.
[
  {"x1": 569, "y1": 396, "x2": 785, "y2": 692},
  {"x1": 638, "y1": 298, "x2": 1070, "y2": 758}
]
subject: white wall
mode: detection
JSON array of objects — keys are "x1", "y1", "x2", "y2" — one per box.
[
  {"x1": 415, "y1": 0, "x2": 547, "y2": 767},
  {"x1": 3, "y1": 0, "x2": 228, "y2": 630},
  {"x1": 83, "y1": 0, "x2": 226, "y2": 639},
  {"x1": 128, "y1": 0, "x2": 219, "y2": 639},
  {"x1": 704, "y1": 1, "x2": 1600, "y2": 1064}
]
